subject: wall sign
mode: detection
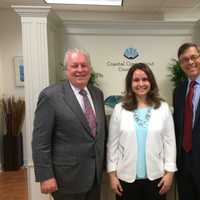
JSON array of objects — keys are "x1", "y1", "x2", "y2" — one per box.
[{"x1": 14, "y1": 56, "x2": 24, "y2": 87}]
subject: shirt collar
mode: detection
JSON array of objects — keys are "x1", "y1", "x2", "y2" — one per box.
[
  {"x1": 188, "y1": 75, "x2": 200, "y2": 86},
  {"x1": 69, "y1": 82, "x2": 88, "y2": 94}
]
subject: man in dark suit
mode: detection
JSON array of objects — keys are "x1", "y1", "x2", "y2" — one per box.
[
  {"x1": 173, "y1": 42, "x2": 200, "y2": 200},
  {"x1": 32, "y1": 48, "x2": 107, "y2": 200}
]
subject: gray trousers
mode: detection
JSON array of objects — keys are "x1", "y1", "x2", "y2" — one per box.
[{"x1": 52, "y1": 184, "x2": 101, "y2": 200}]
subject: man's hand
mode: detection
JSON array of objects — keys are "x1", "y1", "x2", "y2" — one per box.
[{"x1": 40, "y1": 178, "x2": 58, "y2": 194}]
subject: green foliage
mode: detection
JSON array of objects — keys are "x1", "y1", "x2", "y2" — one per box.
[
  {"x1": 89, "y1": 70, "x2": 103, "y2": 86},
  {"x1": 168, "y1": 58, "x2": 187, "y2": 88}
]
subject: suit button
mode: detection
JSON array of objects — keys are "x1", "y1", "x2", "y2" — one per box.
[{"x1": 91, "y1": 154, "x2": 96, "y2": 159}]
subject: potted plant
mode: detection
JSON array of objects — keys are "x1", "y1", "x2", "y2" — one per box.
[
  {"x1": 89, "y1": 69, "x2": 103, "y2": 86},
  {"x1": 1, "y1": 96, "x2": 25, "y2": 171},
  {"x1": 168, "y1": 58, "x2": 186, "y2": 88}
]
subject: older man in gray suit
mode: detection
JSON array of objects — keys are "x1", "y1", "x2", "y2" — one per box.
[{"x1": 32, "y1": 48, "x2": 107, "y2": 200}]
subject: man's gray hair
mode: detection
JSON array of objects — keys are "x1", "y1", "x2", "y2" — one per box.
[{"x1": 64, "y1": 48, "x2": 91, "y2": 68}]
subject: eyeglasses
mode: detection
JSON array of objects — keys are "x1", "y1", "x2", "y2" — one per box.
[{"x1": 179, "y1": 54, "x2": 200, "y2": 64}]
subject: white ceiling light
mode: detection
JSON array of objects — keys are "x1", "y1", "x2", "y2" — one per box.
[{"x1": 44, "y1": 0, "x2": 122, "y2": 6}]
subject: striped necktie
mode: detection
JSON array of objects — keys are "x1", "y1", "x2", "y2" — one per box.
[
  {"x1": 183, "y1": 81, "x2": 195, "y2": 152},
  {"x1": 79, "y1": 89, "x2": 96, "y2": 138}
]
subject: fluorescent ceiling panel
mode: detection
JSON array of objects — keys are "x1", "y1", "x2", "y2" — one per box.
[{"x1": 44, "y1": 0, "x2": 122, "y2": 6}]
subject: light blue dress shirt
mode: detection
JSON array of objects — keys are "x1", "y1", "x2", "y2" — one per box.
[{"x1": 187, "y1": 75, "x2": 200, "y2": 126}]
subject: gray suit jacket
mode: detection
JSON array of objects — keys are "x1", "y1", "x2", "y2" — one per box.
[{"x1": 32, "y1": 81, "x2": 107, "y2": 194}]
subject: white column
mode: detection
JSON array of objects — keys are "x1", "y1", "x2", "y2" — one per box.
[{"x1": 12, "y1": 6, "x2": 51, "y2": 200}]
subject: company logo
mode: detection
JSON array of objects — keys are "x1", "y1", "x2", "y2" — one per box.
[{"x1": 123, "y1": 48, "x2": 139, "y2": 60}]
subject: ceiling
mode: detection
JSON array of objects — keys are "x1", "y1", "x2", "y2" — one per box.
[{"x1": 1, "y1": 0, "x2": 200, "y2": 21}]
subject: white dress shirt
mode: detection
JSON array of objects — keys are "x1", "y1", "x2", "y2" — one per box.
[{"x1": 70, "y1": 82, "x2": 96, "y2": 115}]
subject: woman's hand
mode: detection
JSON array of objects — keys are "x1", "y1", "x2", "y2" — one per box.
[
  {"x1": 158, "y1": 171, "x2": 174, "y2": 195},
  {"x1": 109, "y1": 172, "x2": 123, "y2": 196}
]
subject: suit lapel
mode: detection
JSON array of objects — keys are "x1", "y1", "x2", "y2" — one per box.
[
  {"x1": 178, "y1": 81, "x2": 188, "y2": 139},
  {"x1": 194, "y1": 92, "x2": 200, "y2": 131},
  {"x1": 62, "y1": 81, "x2": 91, "y2": 134},
  {"x1": 180, "y1": 81, "x2": 188, "y2": 123}
]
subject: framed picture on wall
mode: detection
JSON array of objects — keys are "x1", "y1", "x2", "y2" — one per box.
[{"x1": 14, "y1": 56, "x2": 24, "y2": 87}]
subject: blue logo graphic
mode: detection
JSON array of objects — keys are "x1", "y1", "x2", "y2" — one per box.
[
  {"x1": 123, "y1": 48, "x2": 139, "y2": 60},
  {"x1": 19, "y1": 64, "x2": 24, "y2": 82},
  {"x1": 104, "y1": 95, "x2": 122, "y2": 108}
]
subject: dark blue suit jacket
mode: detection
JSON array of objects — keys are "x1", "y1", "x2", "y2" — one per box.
[{"x1": 173, "y1": 80, "x2": 200, "y2": 174}]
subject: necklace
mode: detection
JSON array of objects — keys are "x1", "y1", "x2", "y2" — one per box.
[{"x1": 133, "y1": 107, "x2": 152, "y2": 128}]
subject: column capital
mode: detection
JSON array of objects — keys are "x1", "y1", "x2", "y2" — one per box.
[{"x1": 12, "y1": 5, "x2": 51, "y2": 17}]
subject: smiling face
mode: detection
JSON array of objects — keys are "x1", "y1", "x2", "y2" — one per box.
[
  {"x1": 132, "y1": 69, "x2": 151, "y2": 100},
  {"x1": 66, "y1": 52, "x2": 91, "y2": 89},
  {"x1": 179, "y1": 46, "x2": 200, "y2": 80}
]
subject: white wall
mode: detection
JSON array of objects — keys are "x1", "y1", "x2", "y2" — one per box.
[
  {"x1": 63, "y1": 26, "x2": 192, "y2": 105},
  {"x1": 48, "y1": 16, "x2": 64, "y2": 84},
  {"x1": 0, "y1": 8, "x2": 23, "y2": 96},
  {"x1": 0, "y1": 8, "x2": 26, "y2": 168},
  {"x1": 0, "y1": 49, "x2": 3, "y2": 95},
  {"x1": 193, "y1": 20, "x2": 200, "y2": 46},
  {"x1": 0, "y1": 45, "x2": 3, "y2": 168},
  {"x1": 48, "y1": 23, "x2": 59, "y2": 84}
]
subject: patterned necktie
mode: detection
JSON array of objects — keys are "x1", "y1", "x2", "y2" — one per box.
[
  {"x1": 79, "y1": 89, "x2": 96, "y2": 138},
  {"x1": 183, "y1": 81, "x2": 195, "y2": 152}
]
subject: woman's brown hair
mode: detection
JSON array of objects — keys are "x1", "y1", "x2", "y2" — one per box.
[{"x1": 122, "y1": 63, "x2": 162, "y2": 111}]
